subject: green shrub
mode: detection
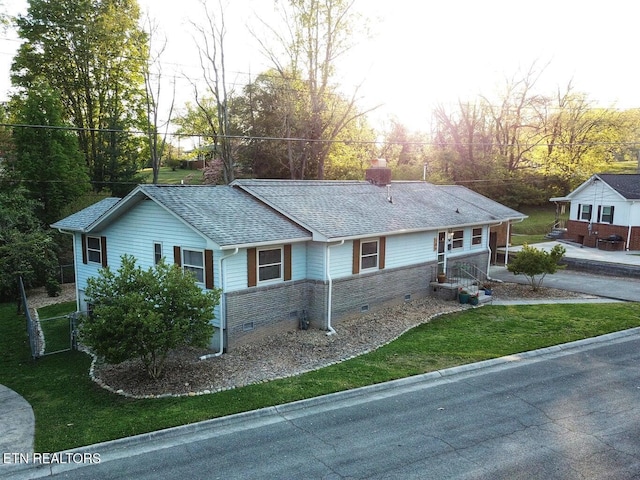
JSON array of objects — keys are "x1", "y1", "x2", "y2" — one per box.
[
  {"x1": 507, "y1": 244, "x2": 566, "y2": 290},
  {"x1": 81, "y1": 255, "x2": 220, "y2": 379}
]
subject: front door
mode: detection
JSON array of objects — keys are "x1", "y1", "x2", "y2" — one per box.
[{"x1": 437, "y1": 231, "x2": 447, "y2": 274}]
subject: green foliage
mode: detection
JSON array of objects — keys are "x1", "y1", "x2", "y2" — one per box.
[
  {"x1": 2, "y1": 299, "x2": 640, "y2": 452},
  {"x1": 0, "y1": 184, "x2": 59, "y2": 301},
  {"x1": 81, "y1": 255, "x2": 220, "y2": 379},
  {"x1": 12, "y1": 0, "x2": 149, "y2": 193},
  {"x1": 507, "y1": 244, "x2": 566, "y2": 290},
  {"x1": 12, "y1": 82, "x2": 90, "y2": 224}
]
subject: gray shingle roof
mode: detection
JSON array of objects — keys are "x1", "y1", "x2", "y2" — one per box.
[
  {"x1": 52, "y1": 181, "x2": 525, "y2": 245},
  {"x1": 137, "y1": 185, "x2": 311, "y2": 246},
  {"x1": 50, "y1": 197, "x2": 120, "y2": 231},
  {"x1": 598, "y1": 174, "x2": 640, "y2": 199},
  {"x1": 233, "y1": 180, "x2": 526, "y2": 239}
]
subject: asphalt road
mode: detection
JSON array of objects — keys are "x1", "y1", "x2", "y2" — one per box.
[{"x1": 12, "y1": 330, "x2": 640, "y2": 480}]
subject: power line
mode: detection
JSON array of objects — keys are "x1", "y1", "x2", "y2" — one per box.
[{"x1": 2, "y1": 121, "x2": 640, "y2": 149}]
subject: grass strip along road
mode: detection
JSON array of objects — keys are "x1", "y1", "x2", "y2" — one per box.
[{"x1": 1, "y1": 300, "x2": 639, "y2": 452}]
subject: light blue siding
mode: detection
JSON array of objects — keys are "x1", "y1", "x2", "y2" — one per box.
[
  {"x1": 221, "y1": 242, "x2": 308, "y2": 292},
  {"x1": 386, "y1": 232, "x2": 435, "y2": 268},
  {"x1": 291, "y1": 243, "x2": 307, "y2": 280},
  {"x1": 307, "y1": 242, "x2": 326, "y2": 280},
  {"x1": 106, "y1": 201, "x2": 207, "y2": 269},
  {"x1": 219, "y1": 250, "x2": 246, "y2": 292},
  {"x1": 328, "y1": 241, "x2": 353, "y2": 279}
]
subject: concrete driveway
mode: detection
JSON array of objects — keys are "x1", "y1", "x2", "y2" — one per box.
[{"x1": 492, "y1": 241, "x2": 640, "y2": 302}]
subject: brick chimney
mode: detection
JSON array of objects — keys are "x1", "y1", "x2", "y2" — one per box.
[{"x1": 365, "y1": 158, "x2": 392, "y2": 185}]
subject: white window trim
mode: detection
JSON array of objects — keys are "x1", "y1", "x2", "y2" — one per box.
[
  {"x1": 86, "y1": 236, "x2": 102, "y2": 264},
  {"x1": 580, "y1": 204, "x2": 592, "y2": 221},
  {"x1": 257, "y1": 246, "x2": 283, "y2": 284},
  {"x1": 154, "y1": 242, "x2": 163, "y2": 264},
  {"x1": 182, "y1": 248, "x2": 205, "y2": 284},
  {"x1": 472, "y1": 227, "x2": 482, "y2": 246},
  {"x1": 360, "y1": 239, "x2": 379, "y2": 270},
  {"x1": 451, "y1": 230, "x2": 464, "y2": 249},
  {"x1": 600, "y1": 205, "x2": 613, "y2": 223}
]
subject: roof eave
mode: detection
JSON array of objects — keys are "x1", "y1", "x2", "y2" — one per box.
[{"x1": 220, "y1": 236, "x2": 312, "y2": 250}]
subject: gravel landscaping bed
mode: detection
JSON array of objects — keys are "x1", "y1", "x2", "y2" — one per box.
[{"x1": 27, "y1": 282, "x2": 593, "y2": 398}]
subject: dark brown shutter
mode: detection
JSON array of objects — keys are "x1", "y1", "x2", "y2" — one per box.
[
  {"x1": 247, "y1": 248, "x2": 257, "y2": 287},
  {"x1": 204, "y1": 249, "x2": 214, "y2": 289},
  {"x1": 100, "y1": 236, "x2": 107, "y2": 267},
  {"x1": 597, "y1": 205, "x2": 601, "y2": 223},
  {"x1": 577, "y1": 204, "x2": 581, "y2": 220},
  {"x1": 81, "y1": 234, "x2": 87, "y2": 264},
  {"x1": 352, "y1": 239, "x2": 360, "y2": 274},
  {"x1": 379, "y1": 236, "x2": 386, "y2": 270},
  {"x1": 284, "y1": 244, "x2": 292, "y2": 281},
  {"x1": 609, "y1": 206, "x2": 615, "y2": 224},
  {"x1": 173, "y1": 246, "x2": 181, "y2": 266}
]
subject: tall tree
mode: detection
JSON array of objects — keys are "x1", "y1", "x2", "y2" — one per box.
[
  {"x1": 12, "y1": 83, "x2": 90, "y2": 224},
  {"x1": 233, "y1": 68, "x2": 376, "y2": 180},
  {"x1": 537, "y1": 87, "x2": 623, "y2": 192},
  {"x1": 189, "y1": 0, "x2": 236, "y2": 184},
  {"x1": 256, "y1": 0, "x2": 373, "y2": 179},
  {"x1": 12, "y1": 0, "x2": 148, "y2": 193},
  {"x1": 141, "y1": 15, "x2": 175, "y2": 184}
]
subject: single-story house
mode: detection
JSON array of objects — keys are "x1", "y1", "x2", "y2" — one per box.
[
  {"x1": 550, "y1": 173, "x2": 640, "y2": 250},
  {"x1": 51, "y1": 170, "x2": 526, "y2": 352}
]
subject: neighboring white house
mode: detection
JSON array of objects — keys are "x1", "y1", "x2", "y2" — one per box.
[
  {"x1": 550, "y1": 173, "x2": 640, "y2": 251},
  {"x1": 51, "y1": 175, "x2": 526, "y2": 352}
]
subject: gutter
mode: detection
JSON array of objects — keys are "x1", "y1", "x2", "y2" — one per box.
[
  {"x1": 325, "y1": 240, "x2": 345, "y2": 336},
  {"x1": 200, "y1": 247, "x2": 239, "y2": 360}
]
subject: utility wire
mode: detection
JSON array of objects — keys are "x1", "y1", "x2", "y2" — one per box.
[{"x1": 2, "y1": 122, "x2": 640, "y2": 148}]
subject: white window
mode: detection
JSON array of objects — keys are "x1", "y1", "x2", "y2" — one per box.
[
  {"x1": 86, "y1": 236, "x2": 102, "y2": 264},
  {"x1": 452, "y1": 230, "x2": 464, "y2": 249},
  {"x1": 580, "y1": 204, "x2": 592, "y2": 221},
  {"x1": 258, "y1": 247, "x2": 283, "y2": 282},
  {"x1": 360, "y1": 240, "x2": 379, "y2": 270},
  {"x1": 472, "y1": 228, "x2": 482, "y2": 245},
  {"x1": 600, "y1": 206, "x2": 614, "y2": 224},
  {"x1": 154, "y1": 243, "x2": 163, "y2": 264},
  {"x1": 183, "y1": 249, "x2": 204, "y2": 283}
]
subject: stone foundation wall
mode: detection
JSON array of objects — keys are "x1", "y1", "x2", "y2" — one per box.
[{"x1": 224, "y1": 252, "x2": 489, "y2": 350}]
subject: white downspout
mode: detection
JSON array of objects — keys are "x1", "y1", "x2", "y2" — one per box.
[
  {"x1": 326, "y1": 240, "x2": 344, "y2": 336},
  {"x1": 57, "y1": 229, "x2": 81, "y2": 313},
  {"x1": 200, "y1": 247, "x2": 239, "y2": 360},
  {"x1": 504, "y1": 222, "x2": 511, "y2": 266}
]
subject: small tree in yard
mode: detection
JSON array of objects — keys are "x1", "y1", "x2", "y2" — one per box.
[
  {"x1": 507, "y1": 244, "x2": 566, "y2": 291},
  {"x1": 81, "y1": 255, "x2": 220, "y2": 379}
]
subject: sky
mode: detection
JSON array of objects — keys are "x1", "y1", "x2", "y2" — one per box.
[{"x1": 2, "y1": 0, "x2": 640, "y2": 132}]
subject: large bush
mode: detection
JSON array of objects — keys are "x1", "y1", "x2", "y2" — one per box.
[
  {"x1": 0, "y1": 184, "x2": 60, "y2": 303},
  {"x1": 82, "y1": 255, "x2": 220, "y2": 379}
]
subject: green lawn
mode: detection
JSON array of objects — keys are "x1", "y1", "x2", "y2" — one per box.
[
  {"x1": 139, "y1": 166, "x2": 204, "y2": 185},
  {"x1": 2, "y1": 300, "x2": 640, "y2": 452}
]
